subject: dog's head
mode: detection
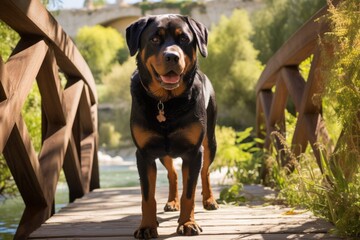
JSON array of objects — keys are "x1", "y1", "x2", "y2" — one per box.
[{"x1": 126, "y1": 14, "x2": 208, "y2": 99}]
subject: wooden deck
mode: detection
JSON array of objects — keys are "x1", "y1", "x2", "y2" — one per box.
[{"x1": 29, "y1": 185, "x2": 341, "y2": 240}]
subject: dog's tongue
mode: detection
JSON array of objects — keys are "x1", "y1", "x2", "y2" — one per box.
[{"x1": 160, "y1": 72, "x2": 180, "y2": 84}]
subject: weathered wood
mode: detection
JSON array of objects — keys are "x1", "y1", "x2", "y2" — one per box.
[
  {"x1": 0, "y1": 39, "x2": 48, "y2": 153},
  {"x1": 281, "y1": 66, "x2": 305, "y2": 112},
  {"x1": 255, "y1": 3, "x2": 334, "y2": 93},
  {"x1": 0, "y1": 1, "x2": 98, "y2": 238},
  {"x1": 29, "y1": 186, "x2": 340, "y2": 240},
  {"x1": 0, "y1": 0, "x2": 97, "y2": 103},
  {"x1": 37, "y1": 48, "x2": 66, "y2": 129},
  {"x1": 255, "y1": 2, "x2": 341, "y2": 174},
  {"x1": 63, "y1": 135, "x2": 86, "y2": 202}
]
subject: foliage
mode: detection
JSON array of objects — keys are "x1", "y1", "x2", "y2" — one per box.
[
  {"x1": 214, "y1": 126, "x2": 263, "y2": 185},
  {"x1": 75, "y1": 25, "x2": 126, "y2": 83},
  {"x1": 98, "y1": 59, "x2": 136, "y2": 147},
  {"x1": 200, "y1": 9, "x2": 262, "y2": 128},
  {"x1": 261, "y1": 1, "x2": 360, "y2": 236},
  {"x1": 252, "y1": 0, "x2": 327, "y2": 64},
  {"x1": 137, "y1": 0, "x2": 206, "y2": 16},
  {"x1": 0, "y1": 21, "x2": 19, "y2": 60},
  {"x1": 218, "y1": 183, "x2": 246, "y2": 206},
  {"x1": 99, "y1": 122, "x2": 122, "y2": 149}
]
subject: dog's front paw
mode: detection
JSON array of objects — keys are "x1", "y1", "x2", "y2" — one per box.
[
  {"x1": 134, "y1": 227, "x2": 158, "y2": 239},
  {"x1": 164, "y1": 200, "x2": 180, "y2": 212},
  {"x1": 203, "y1": 197, "x2": 219, "y2": 210},
  {"x1": 177, "y1": 222, "x2": 203, "y2": 236}
]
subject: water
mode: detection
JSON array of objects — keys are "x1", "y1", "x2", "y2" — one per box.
[{"x1": 0, "y1": 151, "x2": 173, "y2": 239}]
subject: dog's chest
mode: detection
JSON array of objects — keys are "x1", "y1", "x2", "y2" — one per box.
[{"x1": 131, "y1": 107, "x2": 205, "y2": 157}]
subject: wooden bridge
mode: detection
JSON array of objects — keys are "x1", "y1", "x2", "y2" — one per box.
[{"x1": 0, "y1": 0, "x2": 347, "y2": 239}]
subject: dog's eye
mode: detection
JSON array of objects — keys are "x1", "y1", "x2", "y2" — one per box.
[
  {"x1": 180, "y1": 35, "x2": 190, "y2": 44},
  {"x1": 151, "y1": 36, "x2": 160, "y2": 44}
]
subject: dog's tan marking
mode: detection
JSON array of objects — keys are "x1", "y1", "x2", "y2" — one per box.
[
  {"x1": 132, "y1": 124, "x2": 155, "y2": 149},
  {"x1": 180, "y1": 122, "x2": 203, "y2": 146}
]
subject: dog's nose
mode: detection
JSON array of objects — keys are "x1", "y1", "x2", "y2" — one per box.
[{"x1": 164, "y1": 51, "x2": 180, "y2": 63}]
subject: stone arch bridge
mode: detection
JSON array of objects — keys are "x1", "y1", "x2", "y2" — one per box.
[{"x1": 53, "y1": 0, "x2": 263, "y2": 38}]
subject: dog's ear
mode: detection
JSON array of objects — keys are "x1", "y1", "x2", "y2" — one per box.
[
  {"x1": 126, "y1": 17, "x2": 152, "y2": 56},
  {"x1": 185, "y1": 16, "x2": 208, "y2": 57}
]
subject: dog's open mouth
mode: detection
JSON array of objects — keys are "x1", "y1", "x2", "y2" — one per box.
[{"x1": 156, "y1": 70, "x2": 182, "y2": 90}]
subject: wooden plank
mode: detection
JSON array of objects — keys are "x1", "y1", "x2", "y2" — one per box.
[
  {"x1": 0, "y1": 0, "x2": 97, "y2": 104},
  {"x1": 29, "y1": 186, "x2": 340, "y2": 240}
]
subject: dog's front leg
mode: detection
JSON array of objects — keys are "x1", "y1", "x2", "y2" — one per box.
[
  {"x1": 134, "y1": 150, "x2": 158, "y2": 239},
  {"x1": 177, "y1": 149, "x2": 203, "y2": 236}
]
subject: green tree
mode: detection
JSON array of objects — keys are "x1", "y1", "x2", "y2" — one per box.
[
  {"x1": 253, "y1": 0, "x2": 327, "y2": 64},
  {"x1": 75, "y1": 25, "x2": 126, "y2": 83},
  {"x1": 98, "y1": 59, "x2": 136, "y2": 146},
  {"x1": 200, "y1": 9, "x2": 262, "y2": 128}
]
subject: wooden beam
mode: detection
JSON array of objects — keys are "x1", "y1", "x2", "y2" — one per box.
[
  {"x1": 300, "y1": 51, "x2": 323, "y2": 114},
  {"x1": 269, "y1": 75, "x2": 288, "y2": 128},
  {"x1": 64, "y1": 135, "x2": 86, "y2": 202},
  {"x1": 255, "y1": 3, "x2": 336, "y2": 93},
  {"x1": 281, "y1": 66, "x2": 305, "y2": 112},
  {"x1": 0, "y1": 39, "x2": 47, "y2": 153},
  {"x1": 258, "y1": 90, "x2": 273, "y2": 148},
  {"x1": 37, "y1": 48, "x2": 66, "y2": 130},
  {"x1": 0, "y1": 0, "x2": 97, "y2": 104}
]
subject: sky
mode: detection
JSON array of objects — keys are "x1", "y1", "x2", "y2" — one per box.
[{"x1": 50, "y1": 0, "x2": 142, "y2": 10}]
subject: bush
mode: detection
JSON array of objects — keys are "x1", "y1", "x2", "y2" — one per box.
[
  {"x1": 99, "y1": 122, "x2": 122, "y2": 149},
  {"x1": 75, "y1": 25, "x2": 126, "y2": 83},
  {"x1": 200, "y1": 9, "x2": 262, "y2": 128}
]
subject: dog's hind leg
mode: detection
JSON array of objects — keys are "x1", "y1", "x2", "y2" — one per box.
[
  {"x1": 134, "y1": 150, "x2": 159, "y2": 239},
  {"x1": 160, "y1": 156, "x2": 180, "y2": 211}
]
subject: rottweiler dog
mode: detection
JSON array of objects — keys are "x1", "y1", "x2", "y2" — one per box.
[{"x1": 126, "y1": 14, "x2": 218, "y2": 239}]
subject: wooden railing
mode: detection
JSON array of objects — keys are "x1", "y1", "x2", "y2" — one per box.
[
  {"x1": 0, "y1": 0, "x2": 99, "y2": 239},
  {"x1": 255, "y1": 2, "x2": 339, "y2": 176}
]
